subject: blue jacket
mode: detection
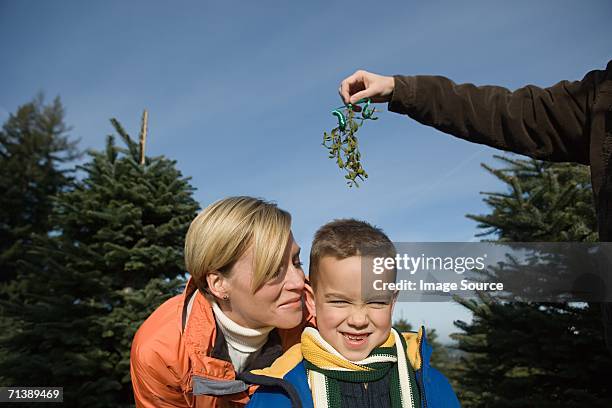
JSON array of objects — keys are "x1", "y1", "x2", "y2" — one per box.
[{"x1": 242, "y1": 327, "x2": 460, "y2": 408}]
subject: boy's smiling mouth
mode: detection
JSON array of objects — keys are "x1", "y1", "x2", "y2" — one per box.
[{"x1": 341, "y1": 331, "x2": 371, "y2": 347}]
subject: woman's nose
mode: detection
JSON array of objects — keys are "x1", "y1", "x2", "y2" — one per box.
[{"x1": 285, "y1": 263, "x2": 305, "y2": 291}]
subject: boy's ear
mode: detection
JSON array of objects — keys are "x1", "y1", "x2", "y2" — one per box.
[
  {"x1": 390, "y1": 290, "x2": 399, "y2": 313},
  {"x1": 206, "y1": 271, "x2": 230, "y2": 300},
  {"x1": 304, "y1": 277, "x2": 316, "y2": 317}
]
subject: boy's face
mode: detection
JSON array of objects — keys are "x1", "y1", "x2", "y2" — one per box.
[{"x1": 313, "y1": 255, "x2": 396, "y2": 361}]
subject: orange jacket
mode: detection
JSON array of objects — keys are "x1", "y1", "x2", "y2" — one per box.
[{"x1": 130, "y1": 278, "x2": 314, "y2": 407}]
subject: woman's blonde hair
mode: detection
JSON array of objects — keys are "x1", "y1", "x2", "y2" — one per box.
[{"x1": 184, "y1": 196, "x2": 292, "y2": 294}]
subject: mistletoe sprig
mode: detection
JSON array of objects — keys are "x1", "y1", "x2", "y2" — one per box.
[{"x1": 322, "y1": 98, "x2": 378, "y2": 187}]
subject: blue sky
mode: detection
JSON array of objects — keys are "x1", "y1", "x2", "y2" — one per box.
[{"x1": 1, "y1": 0, "x2": 611, "y2": 342}]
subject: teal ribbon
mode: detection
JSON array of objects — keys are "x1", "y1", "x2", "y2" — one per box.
[
  {"x1": 331, "y1": 109, "x2": 346, "y2": 131},
  {"x1": 331, "y1": 98, "x2": 378, "y2": 130}
]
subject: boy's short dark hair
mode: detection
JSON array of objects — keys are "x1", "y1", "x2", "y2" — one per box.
[{"x1": 309, "y1": 219, "x2": 396, "y2": 289}]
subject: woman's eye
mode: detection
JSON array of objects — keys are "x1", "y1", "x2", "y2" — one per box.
[
  {"x1": 293, "y1": 260, "x2": 303, "y2": 268},
  {"x1": 330, "y1": 300, "x2": 349, "y2": 304},
  {"x1": 272, "y1": 269, "x2": 284, "y2": 279}
]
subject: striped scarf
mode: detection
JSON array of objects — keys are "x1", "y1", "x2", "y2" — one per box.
[{"x1": 301, "y1": 327, "x2": 420, "y2": 408}]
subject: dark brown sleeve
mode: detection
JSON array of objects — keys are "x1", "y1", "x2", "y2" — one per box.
[{"x1": 387, "y1": 70, "x2": 602, "y2": 165}]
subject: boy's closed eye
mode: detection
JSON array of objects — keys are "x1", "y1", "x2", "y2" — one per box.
[
  {"x1": 366, "y1": 301, "x2": 390, "y2": 309},
  {"x1": 326, "y1": 299, "x2": 390, "y2": 306},
  {"x1": 324, "y1": 293, "x2": 353, "y2": 305}
]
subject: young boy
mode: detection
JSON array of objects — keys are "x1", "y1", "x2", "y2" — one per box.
[{"x1": 242, "y1": 219, "x2": 460, "y2": 408}]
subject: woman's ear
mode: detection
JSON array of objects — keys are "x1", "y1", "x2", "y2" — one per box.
[{"x1": 206, "y1": 271, "x2": 230, "y2": 300}]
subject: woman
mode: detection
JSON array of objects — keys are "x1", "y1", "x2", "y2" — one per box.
[{"x1": 130, "y1": 196, "x2": 314, "y2": 407}]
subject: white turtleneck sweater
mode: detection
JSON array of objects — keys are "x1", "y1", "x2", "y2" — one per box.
[{"x1": 210, "y1": 300, "x2": 274, "y2": 373}]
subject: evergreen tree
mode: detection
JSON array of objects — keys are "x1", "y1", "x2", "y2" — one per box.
[
  {"x1": 0, "y1": 114, "x2": 199, "y2": 406},
  {"x1": 451, "y1": 156, "x2": 612, "y2": 407},
  {"x1": 468, "y1": 156, "x2": 597, "y2": 243},
  {"x1": 0, "y1": 95, "x2": 79, "y2": 387},
  {"x1": 0, "y1": 94, "x2": 79, "y2": 283},
  {"x1": 393, "y1": 316, "x2": 413, "y2": 333}
]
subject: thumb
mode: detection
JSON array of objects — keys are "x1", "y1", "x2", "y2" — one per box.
[{"x1": 349, "y1": 89, "x2": 373, "y2": 104}]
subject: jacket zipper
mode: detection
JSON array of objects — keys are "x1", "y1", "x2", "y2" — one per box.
[
  {"x1": 417, "y1": 328, "x2": 428, "y2": 408},
  {"x1": 418, "y1": 370, "x2": 428, "y2": 408}
]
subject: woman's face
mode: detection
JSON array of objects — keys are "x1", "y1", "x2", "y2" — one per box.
[{"x1": 221, "y1": 233, "x2": 306, "y2": 329}]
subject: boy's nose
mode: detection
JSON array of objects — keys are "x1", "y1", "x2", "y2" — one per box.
[{"x1": 347, "y1": 308, "x2": 369, "y2": 328}]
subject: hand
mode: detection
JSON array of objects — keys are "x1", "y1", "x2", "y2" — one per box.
[{"x1": 338, "y1": 70, "x2": 395, "y2": 107}]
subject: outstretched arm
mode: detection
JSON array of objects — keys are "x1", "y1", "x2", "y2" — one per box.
[{"x1": 339, "y1": 68, "x2": 605, "y2": 164}]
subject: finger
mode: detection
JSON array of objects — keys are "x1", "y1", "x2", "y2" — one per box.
[
  {"x1": 339, "y1": 70, "x2": 365, "y2": 104},
  {"x1": 338, "y1": 85, "x2": 350, "y2": 105},
  {"x1": 339, "y1": 79, "x2": 353, "y2": 104}
]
